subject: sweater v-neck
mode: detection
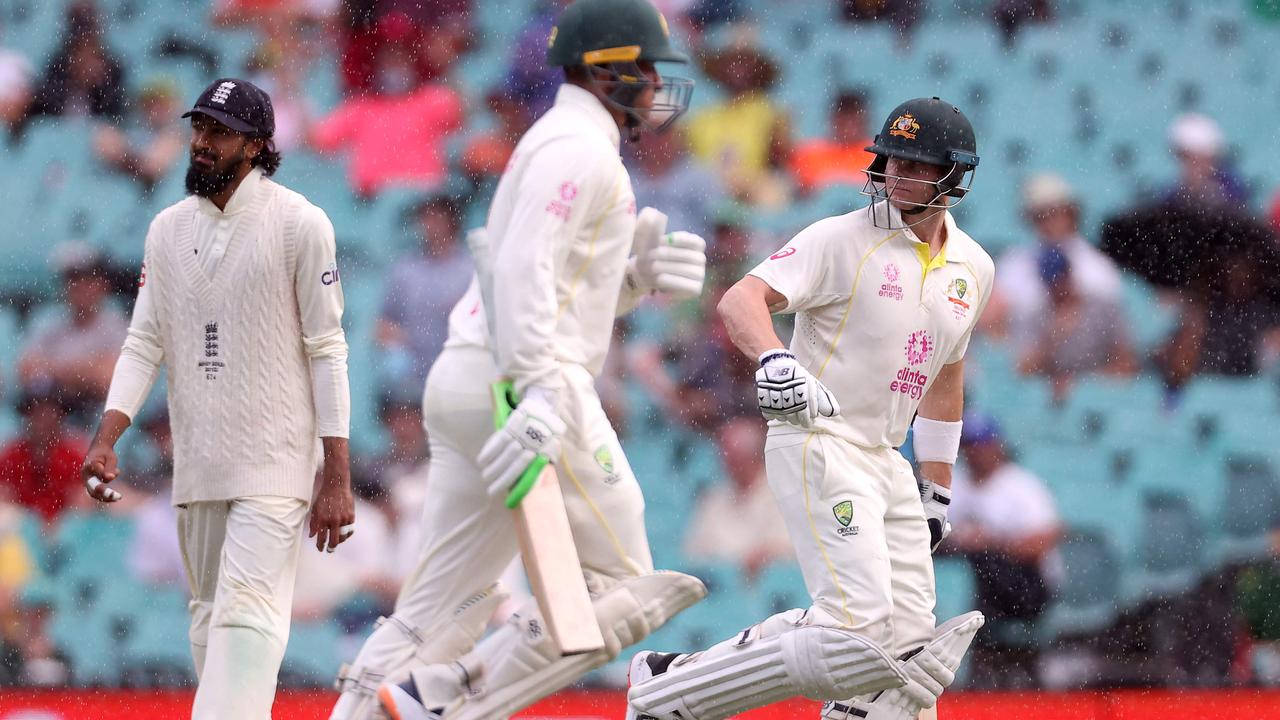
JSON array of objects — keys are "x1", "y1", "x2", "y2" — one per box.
[{"x1": 175, "y1": 170, "x2": 271, "y2": 305}]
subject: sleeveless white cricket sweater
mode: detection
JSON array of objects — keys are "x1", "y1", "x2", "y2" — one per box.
[{"x1": 146, "y1": 178, "x2": 321, "y2": 504}]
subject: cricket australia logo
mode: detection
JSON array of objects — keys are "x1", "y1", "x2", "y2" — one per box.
[
  {"x1": 594, "y1": 444, "x2": 621, "y2": 485},
  {"x1": 946, "y1": 277, "x2": 972, "y2": 320},
  {"x1": 833, "y1": 501, "x2": 858, "y2": 537},
  {"x1": 210, "y1": 81, "x2": 236, "y2": 105}
]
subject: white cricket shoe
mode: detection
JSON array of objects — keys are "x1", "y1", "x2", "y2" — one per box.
[
  {"x1": 625, "y1": 650, "x2": 682, "y2": 720},
  {"x1": 376, "y1": 677, "x2": 444, "y2": 720}
]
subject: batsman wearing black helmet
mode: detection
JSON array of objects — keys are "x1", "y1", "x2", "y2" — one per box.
[
  {"x1": 330, "y1": 2, "x2": 711, "y2": 720},
  {"x1": 626, "y1": 98, "x2": 995, "y2": 720}
]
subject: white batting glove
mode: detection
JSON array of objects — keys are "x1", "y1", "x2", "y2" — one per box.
[
  {"x1": 478, "y1": 391, "x2": 566, "y2": 499},
  {"x1": 628, "y1": 206, "x2": 707, "y2": 300},
  {"x1": 919, "y1": 479, "x2": 952, "y2": 553},
  {"x1": 756, "y1": 349, "x2": 840, "y2": 428}
]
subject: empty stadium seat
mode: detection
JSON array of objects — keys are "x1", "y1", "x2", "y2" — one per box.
[
  {"x1": 1042, "y1": 530, "x2": 1122, "y2": 639},
  {"x1": 1215, "y1": 454, "x2": 1280, "y2": 565},
  {"x1": 1127, "y1": 491, "x2": 1207, "y2": 604}
]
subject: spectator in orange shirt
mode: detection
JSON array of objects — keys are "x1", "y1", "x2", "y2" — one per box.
[
  {"x1": 459, "y1": 85, "x2": 535, "y2": 183},
  {"x1": 0, "y1": 391, "x2": 87, "y2": 524},
  {"x1": 311, "y1": 18, "x2": 464, "y2": 197},
  {"x1": 788, "y1": 89, "x2": 874, "y2": 196}
]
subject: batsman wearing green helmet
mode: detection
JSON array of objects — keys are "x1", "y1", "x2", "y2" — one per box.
[
  {"x1": 626, "y1": 98, "x2": 994, "y2": 720},
  {"x1": 329, "y1": 2, "x2": 710, "y2": 720}
]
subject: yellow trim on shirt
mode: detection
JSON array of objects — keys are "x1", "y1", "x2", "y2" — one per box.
[
  {"x1": 556, "y1": 177, "x2": 623, "y2": 321},
  {"x1": 913, "y1": 241, "x2": 948, "y2": 283},
  {"x1": 813, "y1": 231, "x2": 900, "y2": 380}
]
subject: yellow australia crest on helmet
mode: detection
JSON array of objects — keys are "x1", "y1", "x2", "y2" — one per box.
[{"x1": 889, "y1": 113, "x2": 921, "y2": 140}]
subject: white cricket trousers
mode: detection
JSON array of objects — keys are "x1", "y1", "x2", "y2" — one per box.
[
  {"x1": 178, "y1": 495, "x2": 309, "y2": 720},
  {"x1": 765, "y1": 429, "x2": 936, "y2": 657},
  {"x1": 388, "y1": 345, "x2": 652, "y2": 635}
]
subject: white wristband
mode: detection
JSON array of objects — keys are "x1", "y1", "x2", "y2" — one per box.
[{"x1": 912, "y1": 416, "x2": 963, "y2": 464}]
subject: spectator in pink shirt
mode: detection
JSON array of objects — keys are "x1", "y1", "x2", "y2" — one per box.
[{"x1": 310, "y1": 34, "x2": 464, "y2": 197}]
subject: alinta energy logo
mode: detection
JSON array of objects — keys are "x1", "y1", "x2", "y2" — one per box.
[
  {"x1": 879, "y1": 262, "x2": 903, "y2": 301},
  {"x1": 889, "y1": 329, "x2": 934, "y2": 400}
]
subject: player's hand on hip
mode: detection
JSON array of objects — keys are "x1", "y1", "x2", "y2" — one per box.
[
  {"x1": 919, "y1": 479, "x2": 952, "y2": 553},
  {"x1": 755, "y1": 350, "x2": 840, "y2": 428},
  {"x1": 81, "y1": 443, "x2": 122, "y2": 503},
  {"x1": 311, "y1": 452, "x2": 356, "y2": 553},
  {"x1": 479, "y1": 390, "x2": 566, "y2": 499},
  {"x1": 629, "y1": 207, "x2": 707, "y2": 300}
]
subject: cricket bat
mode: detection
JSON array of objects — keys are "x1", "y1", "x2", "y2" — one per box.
[
  {"x1": 468, "y1": 227, "x2": 606, "y2": 656},
  {"x1": 919, "y1": 708, "x2": 938, "y2": 720}
]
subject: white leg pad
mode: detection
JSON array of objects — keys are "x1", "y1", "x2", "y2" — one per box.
[
  {"x1": 328, "y1": 585, "x2": 505, "y2": 720},
  {"x1": 628, "y1": 609, "x2": 908, "y2": 720},
  {"x1": 422, "y1": 571, "x2": 705, "y2": 720},
  {"x1": 828, "y1": 611, "x2": 985, "y2": 720}
]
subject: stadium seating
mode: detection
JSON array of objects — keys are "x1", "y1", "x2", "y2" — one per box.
[{"x1": 5, "y1": 0, "x2": 1280, "y2": 688}]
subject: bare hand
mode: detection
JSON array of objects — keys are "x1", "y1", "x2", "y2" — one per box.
[
  {"x1": 82, "y1": 443, "x2": 122, "y2": 503},
  {"x1": 309, "y1": 452, "x2": 355, "y2": 553}
]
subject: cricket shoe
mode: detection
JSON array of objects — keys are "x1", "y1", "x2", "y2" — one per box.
[
  {"x1": 377, "y1": 677, "x2": 444, "y2": 720},
  {"x1": 625, "y1": 650, "x2": 682, "y2": 720}
]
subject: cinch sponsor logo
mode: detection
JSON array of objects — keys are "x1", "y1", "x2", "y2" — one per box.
[{"x1": 321, "y1": 264, "x2": 341, "y2": 285}]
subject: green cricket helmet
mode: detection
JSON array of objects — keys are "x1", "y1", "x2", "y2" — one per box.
[
  {"x1": 862, "y1": 97, "x2": 980, "y2": 227},
  {"x1": 547, "y1": 0, "x2": 694, "y2": 137}
]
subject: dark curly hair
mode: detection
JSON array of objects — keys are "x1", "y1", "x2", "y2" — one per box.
[{"x1": 251, "y1": 136, "x2": 282, "y2": 177}]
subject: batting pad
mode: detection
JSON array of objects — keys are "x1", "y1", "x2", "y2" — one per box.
[
  {"x1": 440, "y1": 571, "x2": 706, "y2": 720},
  {"x1": 862, "y1": 611, "x2": 985, "y2": 720},
  {"x1": 628, "y1": 610, "x2": 907, "y2": 720},
  {"x1": 329, "y1": 585, "x2": 504, "y2": 720}
]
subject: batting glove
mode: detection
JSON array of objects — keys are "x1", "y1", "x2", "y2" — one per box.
[
  {"x1": 627, "y1": 207, "x2": 707, "y2": 300},
  {"x1": 919, "y1": 479, "x2": 952, "y2": 553},
  {"x1": 756, "y1": 349, "x2": 840, "y2": 428},
  {"x1": 478, "y1": 391, "x2": 566, "y2": 499}
]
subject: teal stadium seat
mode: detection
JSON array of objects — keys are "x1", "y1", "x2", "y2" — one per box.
[
  {"x1": 1127, "y1": 491, "x2": 1207, "y2": 604},
  {"x1": 1042, "y1": 530, "x2": 1122, "y2": 639},
  {"x1": 1215, "y1": 454, "x2": 1280, "y2": 565}
]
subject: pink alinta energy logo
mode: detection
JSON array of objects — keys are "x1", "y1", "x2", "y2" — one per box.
[
  {"x1": 904, "y1": 330, "x2": 934, "y2": 366},
  {"x1": 879, "y1": 262, "x2": 904, "y2": 301}
]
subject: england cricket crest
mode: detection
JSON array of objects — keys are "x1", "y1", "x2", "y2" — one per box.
[{"x1": 833, "y1": 500, "x2": 853, "y2": 527}]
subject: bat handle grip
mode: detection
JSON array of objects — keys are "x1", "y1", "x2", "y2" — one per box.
[{"x1": 506, "y1": 455, "x2": 548, "y2": 509}]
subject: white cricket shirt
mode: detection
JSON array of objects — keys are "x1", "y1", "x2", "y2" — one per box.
[
  {"x1": 748, "y1": 204, "x2": 995, "y2": 449},
  {"x1": 442, "y1": 84, "x2": 637, "y2": 399}
]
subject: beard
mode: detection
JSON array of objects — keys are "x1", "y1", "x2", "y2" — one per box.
[{"x1": 185, "y1": 151, "x2": 244, "y2": 197}]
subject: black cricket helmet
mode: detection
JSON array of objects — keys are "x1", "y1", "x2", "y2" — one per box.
[
  {"x1": 862, "y1": 97, "x2": 980, "y2": 226},
  {"x1": 547, "y1": 0, "x2": 694, "y2": 137}
]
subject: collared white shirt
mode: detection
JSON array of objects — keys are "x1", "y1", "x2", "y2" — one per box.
[
  {"x1": 444, "y1": 83, "x2": 637, "y2": 398},
  {"x1": 749, "y1": 204, "x2": 995, "y2": 449}
]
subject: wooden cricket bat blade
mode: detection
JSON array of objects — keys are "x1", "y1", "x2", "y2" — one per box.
[{"x1": 513, "y1": 465, "x2": 605, "y2": 655}]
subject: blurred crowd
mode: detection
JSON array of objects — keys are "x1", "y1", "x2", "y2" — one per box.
[{"x1": 4, "y1": 0, "x2": 1280, "y2": 692}]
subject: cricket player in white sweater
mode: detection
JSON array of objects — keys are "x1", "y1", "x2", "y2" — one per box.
[
  {"x1": 626, "y1": 98, "x2": 996, "y2": 720},
  {"x1": 329, "y1": 2, "x2": 708, "y2": 720},
  {"x1": 81, "y1": 78, "x2": 354, "y2": 720}
]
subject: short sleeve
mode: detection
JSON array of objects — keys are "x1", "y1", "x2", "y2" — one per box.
[
  {"x1": 947, "y1": 252, "x2": 997, "y2": 364},
  {"x1": 747, "y1": 218, "x2": 842, "y2": 314}
]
